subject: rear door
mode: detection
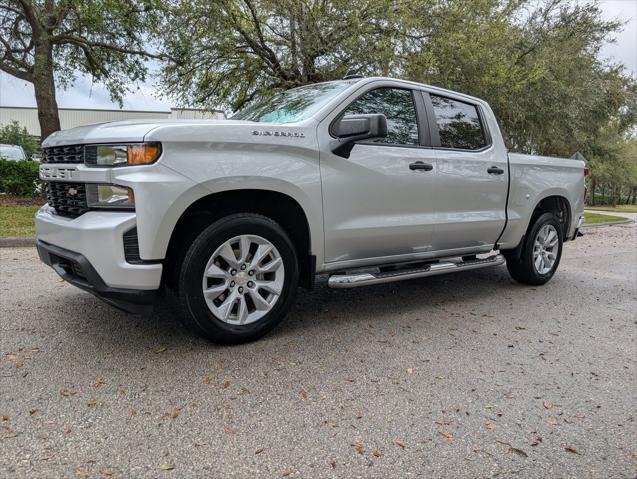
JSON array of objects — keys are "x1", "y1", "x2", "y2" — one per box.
[
  {"x1": 318, "y1": 85, "x2": 438, "y2": 265},
  {"x1": 424, "y1": 92, "x2": 508, "y2": 251}
]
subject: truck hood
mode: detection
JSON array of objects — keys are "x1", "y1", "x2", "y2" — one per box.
[{"x1": 41, "y1": 119, "x2": 259, "y2": 147}]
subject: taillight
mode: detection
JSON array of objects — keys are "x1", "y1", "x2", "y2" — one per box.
[{"x1": 584, "y1": 167, "x2": 589, "y2": 177}]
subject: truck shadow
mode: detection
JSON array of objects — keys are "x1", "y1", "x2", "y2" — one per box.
[{"x1": 62, "y1": 264, "x2": 519, "y2": 357}]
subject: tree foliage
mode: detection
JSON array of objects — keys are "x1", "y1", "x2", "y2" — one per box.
[
  {"x1": 0, "y1": 120, "x2": 40, "y2": 157},
  {"x1": 0, "y1": 0, "x2": 166, "y2": 139},
  {"x1": 160, "y1": 0, "x2": 636, "y2": 154}
]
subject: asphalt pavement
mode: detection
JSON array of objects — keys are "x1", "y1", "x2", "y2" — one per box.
[{"x1": 1, "y1": 222, "x2": 636, "y2": 478}]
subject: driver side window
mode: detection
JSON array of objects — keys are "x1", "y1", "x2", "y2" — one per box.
[{"x1": 342, "y1": 88, "x2": 419, "y2": 146}]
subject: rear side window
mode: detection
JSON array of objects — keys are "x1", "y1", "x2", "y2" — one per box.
[
  {"x1": 342, "y1": 88, "x2": 419, "y2": 146},
  {"x1": 430, "y1": 95, "x2": 486, "y2": 150}
]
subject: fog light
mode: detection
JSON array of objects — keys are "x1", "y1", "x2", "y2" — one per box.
[{"x1": 86, "y1": 184, "x2": 135, "y2": 209}]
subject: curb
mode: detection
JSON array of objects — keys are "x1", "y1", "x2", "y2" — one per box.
[
  {"x1": 581, "y1": 219, "x2": 633, "y2": 228},
  {"x1": 0, "y1": 237, "x2": 36, "y2": 248}
]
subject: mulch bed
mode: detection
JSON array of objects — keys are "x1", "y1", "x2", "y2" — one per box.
[{"x1": 0, "y1": 195, "x2": 45, "y2": 207}]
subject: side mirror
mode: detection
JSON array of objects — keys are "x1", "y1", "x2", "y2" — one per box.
[{"x1": 330, "y1": 114, "x2": 387, "y2": 158}]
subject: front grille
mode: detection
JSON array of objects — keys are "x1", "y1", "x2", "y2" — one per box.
[
  {"x1": 42, "y1": 145, "x2": 84, "y2": 164},
  {"x1": 123, "y1": 228, "x2": 142, "y2": 263},
  {"x1": 47, "y1": 182, "x2": 89, "y2": 217}
]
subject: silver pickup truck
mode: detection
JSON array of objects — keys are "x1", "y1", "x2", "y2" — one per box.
[{"x1": 36, "y1": 77, "x2": 585, "y2": 343}]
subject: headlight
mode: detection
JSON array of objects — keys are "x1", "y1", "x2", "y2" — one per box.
[
  {"x1": 86, "y1": 184, "x2": 135, "y2": 209},
  {"x1": 85, "y1": 143, "x2": 161, "y2": 166}
]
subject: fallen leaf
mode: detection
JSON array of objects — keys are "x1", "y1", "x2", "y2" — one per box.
[
  {"x1": 485, "y1": 404, "x2": 497, "y2": 409},
  {"x1": 101, "y1": 468, "x2": 113, "y2": 476},
  {"x1": 223, "y1": 426, "x2": 234, "y2": 434},
  {"x1": 255, "y1": 447, "x2": 264, "y2": 454},
  {"x1": 563, "y1": 445, "x2": 580, "y2": 454},
  {"x1": 5, "y1": 354, "x2": 17, "y2": 360},
  {"x1": 356, "y1": 411, "x2": 363, "y2": 419},
  {"x1": 547, "y1": 418, "x2": 559, "y2": 426},
  {"x1": 203, "y1": 375, "x2": 214, "y2": 384},
  {"x1": 171, "y1": 408, "x2": 181, "y2": 419},
  {"x1": 406, "y1": 368, "x2": 414, "y2": 375},
  {"x1": 329, "y1": 460, "x2": 336, "y2": 468},
  {"x1": 1, "y1": 415, "x2": 9, "y2": 421},
  {"x1": 159, "y1": 464, "x2": 174, "y2": 471},
  {"x1": 299, "y1": 389, "x2": 308, "y2": 400},
  {"x1": 282, "y1": 467, "x2": 294, "y2": 476},
  {"x1": 154, "y1": 346, "x2": 167, "y2": 354},
  {"x1": 371, "y1": 449, "x2": 382, "y2": 457},
  {"x1": 59, "y1": 389, "x2": 76, "y2": 397},
  {"x1": 435, "y1": 419, "x2": 451, "y2": 426},
  {"x1": 509, "y1": 447, "x2": 528, "y2": 458},
  {"x1": 485, "y1": 422, "x2": 496, "y2": 430},
  {"x1": 86, "y1": 400, "x2": 99, "y2": 407},
  {"x1": 223, "y1": 402, "x2": 232, "y2": 409},
  {"x1": 439, "y1": 431, "x2": 454, "y2": 442},
  {"x1": 393, "y1": 437, "x2": 406, "y2": 449},
  {"x1": 75, "y1": 467, "x2": 90, "y2": 477},
  {"x1": 351, "y1": 442, "x2": 364, "y2": 454},
  {"x1": 222, "y1": 380, "x2": 230, "y2": 389},
  {"x1": 543, "y1": 401, "x2": 560, "y2": 409}
]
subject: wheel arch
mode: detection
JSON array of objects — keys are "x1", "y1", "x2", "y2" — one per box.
[
  {"x1": 162, "y1": 188, "x2": 316, "y2": 291},
  {"x1": 502, "y1": 194, "x2": 572, "y2": 260}
]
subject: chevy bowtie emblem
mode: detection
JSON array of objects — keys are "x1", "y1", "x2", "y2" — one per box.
[{"x1": 67, "y1": 187, "x2": 78, "y2": 196}]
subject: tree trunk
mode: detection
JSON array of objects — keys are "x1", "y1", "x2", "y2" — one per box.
[{"x1": 33, "y1": 39, "x2": 60, "y2": 141}]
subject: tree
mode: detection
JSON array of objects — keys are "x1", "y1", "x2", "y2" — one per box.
[
  {"x1": 160, "y1": 0, "x2": 636, "y2": 162},
  {"x1": 160, "y1": 0, "x2": 417, "y2": 111},
  {"x1": 0, "y1": 120, "x2": 40, "y2": 157},
  {"x1": 0, "y1": 0, "x2": 166, "y2": 140}
]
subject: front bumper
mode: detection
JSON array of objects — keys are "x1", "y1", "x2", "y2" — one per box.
[
  {"x1": 35, "y1": 204, "x2": 162, "y2": 290},
  {"x1": 37, "y1": 239, "x2": 158, "y2": 313}
]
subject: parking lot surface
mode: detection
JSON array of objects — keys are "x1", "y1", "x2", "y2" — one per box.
[{"x1": 1, "y1": 222, "x2": 636, "y2": 478}]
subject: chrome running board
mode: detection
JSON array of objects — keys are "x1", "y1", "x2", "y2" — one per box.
[{"x1": 328, "y1": 254, "x2": 505, "y2": 289}]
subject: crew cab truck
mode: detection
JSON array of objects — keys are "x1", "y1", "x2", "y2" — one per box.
[{"x1": 36, "y1": 77, "x2": 585, "y2": 344}]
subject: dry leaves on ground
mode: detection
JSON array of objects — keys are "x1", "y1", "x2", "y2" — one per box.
[
  {"x1": 393, "y1": 437, "x2": 406, "y2": 448},
  {"x1": 351, "y1": 442, "x2": 364, "y2": 454},
  {"x1": 563, "y1": 445, "x2": 580, "y2": 454},
  {"x1": 509, "y1": 447, "x2": 528, "y2": 458},
  {"x1": 439, "y1": 430, "x2": 454, "y2": 442}
]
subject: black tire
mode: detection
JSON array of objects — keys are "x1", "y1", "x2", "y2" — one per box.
[
  {"x1": 504, "y1": 212, "x2": 563, "y2": 285},
  {"x1": 177, "y1": 213, "x2": 298, "y2": 344}
]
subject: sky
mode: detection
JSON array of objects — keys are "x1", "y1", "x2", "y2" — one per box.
[{"x1": 0, "y1": 0, "x2": 635, "y2": 112}]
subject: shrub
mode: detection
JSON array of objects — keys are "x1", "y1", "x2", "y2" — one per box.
[{"x1": 0, "y1": 159, "x2": 42, "y2": 196}]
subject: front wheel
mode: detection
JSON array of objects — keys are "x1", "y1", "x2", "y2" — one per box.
[
  {"x1": 177, "y1": 213, "x2": 299, "y2": 344},
  {"x1": 504, "y1": 212, "x2": 563, "y2": 285}
]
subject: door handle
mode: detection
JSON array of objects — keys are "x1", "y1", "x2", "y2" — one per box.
[
  {"x1": 487, "y1": 166, "x2": 504, "y2": 175},
  {"x1": 409, "y1": 161, "x2": 433, "y2": 171}
]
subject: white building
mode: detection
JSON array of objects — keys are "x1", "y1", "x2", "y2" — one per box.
[{"x1": 0, "y1": 106, "x2": 225, "y2": 138}]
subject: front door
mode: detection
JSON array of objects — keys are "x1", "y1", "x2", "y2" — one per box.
[{"x1": 319, "y1": 86, "x2": 437, "y2": 265}]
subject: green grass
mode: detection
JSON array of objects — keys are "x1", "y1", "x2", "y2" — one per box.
[
  {"x1": 0, "y1": 205, "x2": 39, "y2": 236},
  {"x1": 583, "y1": 211, "x2": 626, "y2": 225},
  {"x1": 585, "y1": 205, "x2": 637, "y2": 213}
]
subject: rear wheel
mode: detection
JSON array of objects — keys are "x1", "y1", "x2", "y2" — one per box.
[
  {"x1": 504, "y1": 212, "x2": 563, "y2": 285},
  {"x1": 177, "y1": 213, "x2": 298, "y2": 344}
]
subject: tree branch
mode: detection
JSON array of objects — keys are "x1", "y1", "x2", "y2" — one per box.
[{"x1": 0, "y1": 58, "x2": 32, "y2": 80}]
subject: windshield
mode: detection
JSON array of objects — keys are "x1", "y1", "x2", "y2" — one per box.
[
  {"x1": 231, "y1": 80, "x2": 355, "y2": 123},
  {"x1": 0, "y1": 146, "x2": 26, "y2": 160}
]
